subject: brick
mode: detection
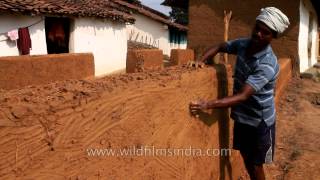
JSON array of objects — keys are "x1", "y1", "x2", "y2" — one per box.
[
  {"x1": 126, "y1": 49, "x2": 163, "y2": 73},
  {"x1": 170, "y1": 49, "x2": 195, "y2": 65}
]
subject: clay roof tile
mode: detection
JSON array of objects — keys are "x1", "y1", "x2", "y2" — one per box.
[{"x1": 0, "y1": 0, "x2": 135, "y2": 23}]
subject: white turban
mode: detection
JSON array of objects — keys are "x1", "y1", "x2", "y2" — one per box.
[{"x1": 256, "y1": 7, "x2": 290, "y2": 34}]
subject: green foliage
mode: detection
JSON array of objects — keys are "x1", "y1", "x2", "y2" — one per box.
[
  {"x1": 126, "y1": 0, "x2": 141, "y2": 4},
  {"x1": 169, "y1": 7, "x2": 188, "y2": 25}
]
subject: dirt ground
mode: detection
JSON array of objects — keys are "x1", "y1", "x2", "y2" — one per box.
[{"x1": 264, "y1": 78, "x2": 320, "y2": 180}]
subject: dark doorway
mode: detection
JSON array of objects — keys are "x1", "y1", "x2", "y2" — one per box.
[
  {"x1": 307, "y1": 12, "x2": 314, "y2": 67},
  {"x1": 45, "y1": 17, "x2": 70, "y2": 54}
]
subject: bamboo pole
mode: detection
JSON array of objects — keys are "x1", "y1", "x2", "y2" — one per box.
[{"x1": 223, "y1": 10, "x2": 232, "y2": 64}]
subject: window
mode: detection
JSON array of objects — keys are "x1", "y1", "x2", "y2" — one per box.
[{"x1": 169, "y1": 28, "x2": 187, "y2": 46}]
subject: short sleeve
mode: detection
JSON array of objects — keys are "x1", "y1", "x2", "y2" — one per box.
[
  {"x1": 245, "y1": 63, "x2": 276, "y2": 92},
  {"x1": 225, "y1": 39, "x2": 242, "y2": 54}
]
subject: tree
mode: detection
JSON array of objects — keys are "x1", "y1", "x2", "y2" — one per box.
[
  {"x1": 126, "y1": 0, "x2": 141, "y2": 4},
  {"x1": 169, "y1": 7, "x2": 188, "y2": 25}
]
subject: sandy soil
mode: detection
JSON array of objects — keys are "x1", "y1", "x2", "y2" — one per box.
[{"x1": 265, "y1": 78, "x2": 320, "y2": 180}]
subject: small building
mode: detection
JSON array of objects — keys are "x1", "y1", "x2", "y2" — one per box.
[
  {"x1": 0, "y1": 0, "x2": 134, "y2": 77},
  {"x1": 116, "y1": 0, "x2": 188, "y2": 56},
  {"x1": 164, "y1": 0, "x2": 319, "y2": 73}
]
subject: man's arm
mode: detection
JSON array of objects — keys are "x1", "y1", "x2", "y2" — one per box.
[
  {"x1": 189, "y1": 84, "x2": 255, "y2": 111},
  {"x1": 198, "y1": 43, "x2": 228, "y2": 63}
]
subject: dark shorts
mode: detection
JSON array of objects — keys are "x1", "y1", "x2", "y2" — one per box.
[{"x1": 233, "y1": 121, "x2": 275, "y2": 165}]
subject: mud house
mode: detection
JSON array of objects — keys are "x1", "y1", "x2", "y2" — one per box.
[
  {"x1": 0, "y1": 0, "x2": 136, "y2": 77},
  {"x1": 116, "y1": 0, "x2": 188, "y2": 56},
  {"x1": 164, "y1": 0, "x2": 320, "y2": 73}
]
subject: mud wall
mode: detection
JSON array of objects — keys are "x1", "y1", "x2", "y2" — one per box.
[
  {"x1": 276, "y1": 58, "x2": 293, "y2": 104},
  {"x1": 0, "y1": 53, "x2": 94, "y2": 90},
  {"x1": 0, "y1": 65, "x2": 245, "y2": 179},
  {"x1": 188, "y1": 0, "x2": 300, "y2": 74},
  {"x1": 0, "y1": 57, "x2": 292, "y2": 179},
  {"x1": 126, "y1": 49, "x2": 163, "y2": 73},
  {"x1": 170, "y1": 49, "x2": 195, "y2": 65}
]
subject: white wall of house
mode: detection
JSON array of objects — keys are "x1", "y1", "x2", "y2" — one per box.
[
  {"x1": 298, "y1": 0, "x2": 319, "y2": 72},
  {"x1": 0, "y1": 14, "x2": 47, "y2": 56},
  {"x1": 127, "y1": 14, "x2": 169, "y2": 55},
  {"x1": 126, "y1": 14, "x2": 187, "y2": 56},
  {"x1": 70, "y1": 18, "x2": 127, "y2": 77}
]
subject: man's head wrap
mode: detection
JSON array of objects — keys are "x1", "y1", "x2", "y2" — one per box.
[{"x1": 256, "y1": 7, "x2": 290, "y2": 35}]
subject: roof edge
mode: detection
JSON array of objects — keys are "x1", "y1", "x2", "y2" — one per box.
[{"x1": 115, "y1": 0, "x2": 188, "y2": 31}]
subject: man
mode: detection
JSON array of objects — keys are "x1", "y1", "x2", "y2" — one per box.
[{"x1": 189, "y1": 7, "x2": 290, "y2": 180}]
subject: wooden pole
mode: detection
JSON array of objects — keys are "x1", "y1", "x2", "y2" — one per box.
[{"x1": 223, "y1": 10, "x2": 232, "y2": 64}]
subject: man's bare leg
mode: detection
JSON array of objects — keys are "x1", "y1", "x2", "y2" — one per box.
[{"x1": 241, "y1": 152, "x2": 266, "y2": 180}]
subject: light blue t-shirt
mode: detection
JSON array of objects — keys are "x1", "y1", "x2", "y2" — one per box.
[{"x1": 226, "y1": 38, "x2": 280, "y2": 127}]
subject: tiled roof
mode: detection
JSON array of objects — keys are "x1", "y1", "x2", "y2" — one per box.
[
  {"x1": 114, "y1": 0, "x2": 188, "y2": 31},
  {"x1": 0, "y1": 0, "x2": 135, "y2": 23}
]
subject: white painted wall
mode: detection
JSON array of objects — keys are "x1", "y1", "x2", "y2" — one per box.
[
  {"x1": 70, "y1": 18, "x2": 127, "y2": 77},
  {"x1": 127, "y1": 14, "x2": 186, "y2": 56},
  {"x1": 0, "y1": 14, "x2": 47, "y2": 56},
  {"x1": 298, "y1": 0, "x2": 319, "y2": 72}
]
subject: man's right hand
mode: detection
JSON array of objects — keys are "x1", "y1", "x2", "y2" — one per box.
[
  {"x1": 189, "y1": 100, "x2": 208, "y2": 116},
  {"x1": 187, "y1": 61, "x2": 205, "y2": 68}
]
